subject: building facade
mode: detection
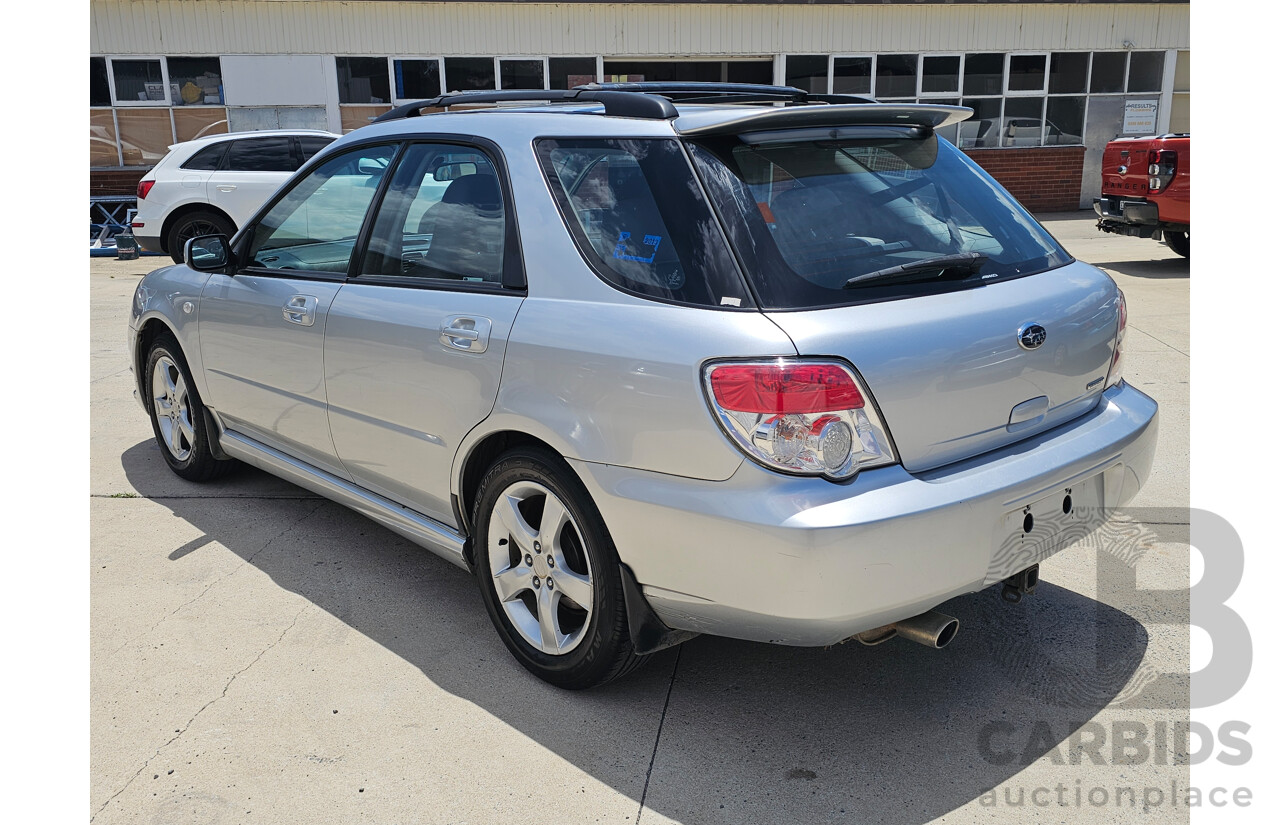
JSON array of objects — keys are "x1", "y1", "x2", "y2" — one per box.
[{"x1": 90, "y1": 0, "x2": 1191, "y2": 210}]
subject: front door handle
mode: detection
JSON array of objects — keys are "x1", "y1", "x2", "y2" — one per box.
[
  {"x1": 440, "y1": 315, "x2": 492, "y2": 353},
  {"x1": 283, "y1": 295, "x2": 318, "y2": 327},
  {"x1": 216, "y1": 184, "x2": 237, "y2": 192}
]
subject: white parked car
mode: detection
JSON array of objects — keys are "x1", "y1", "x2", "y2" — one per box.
[{"x1": 131, "y1": 129, "x2": 339, "y2": 262}]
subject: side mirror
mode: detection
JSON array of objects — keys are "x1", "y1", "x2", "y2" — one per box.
[
  {"x1": 358, "y1": 156, "x2": 389, "y2": 175},
  {"x1": 184, "y1": 234, "x2": 232, "y2": 273}
]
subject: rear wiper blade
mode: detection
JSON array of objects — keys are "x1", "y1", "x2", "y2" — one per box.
[{"x1": 843, "y1": 252, "x2": 988, "y2": 288}]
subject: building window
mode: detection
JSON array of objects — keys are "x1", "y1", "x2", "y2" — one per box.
[
  {"x1": 1090, "y1": 52, "x2": 1126, "y2": 93},
  {"x1": 549, "y1": 57, "x2": 598, "y2": 90},
  {"x1": 921, "y1": 56, "x2": 960, "y2": 95},
  {"x1": 337, "y1": 57, "x2": 391, "y2": 104},
  {"x1": 167, "y1": 57, "x2": 223, "y2": 105},
  {"x1": 875, "y1": 54, "x2": 918, "y2": 99},
  {"x1": 395, "y1": 59, "x2": 442, "y2": 100},
  {"x1": 963, "y1": 53, "x2": 1005, "y2": 96},
  {"x1": 1045, "y1": 96, "x2": 1086, "y2": 145},
  {"x1": 112, "y1": 59, "x2": 166, "y2": 104},
  {"x1": 91, "y1": 58, "x2": 111, "y2": 107},
  {"x1": 445, "y1": 58, "x2": 496, "y2": 91},
  {"x1": 832, "y1": 56, "x2": 872, "y2": 95},
  {"x1": 1127, "y1": 51, "x2": 1166, "y2": 93},
  {"x1": 1007, "y1": 55, "x2": 1048, "y2": 93},
  {"x1": 115, "y1": 108, "x2": 172, "y2": 165},
  {"x1": 785, "y1": 55, "x2": 828, "y2": 93},
  {"x1": 173, "y1": 107, "x2": 228, "y2": 142},
  {"x1": 90, "y1": 109, "x2": 120, "y2": 166},
  {"x1": 500, "y1": 59, "x2": 545, "y2": 90},
  {"x1": 1048, "y1": 52, "x2": 1089, "y2": 94},
  {"x1": 960, "y1": 97, "x2": 1003, "y2": 148}
]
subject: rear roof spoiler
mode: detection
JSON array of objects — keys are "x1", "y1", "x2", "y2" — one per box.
[{"x1": 673, "y1": 104, "x2": 972, "y2": 137}]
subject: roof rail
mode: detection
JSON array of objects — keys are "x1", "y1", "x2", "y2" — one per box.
[
  {"x1": 577, "y1": 82, "x2": 876, "y2": 106},
  {"x1": 373, "y1": 89, "x2": 678, "y2": 123}
]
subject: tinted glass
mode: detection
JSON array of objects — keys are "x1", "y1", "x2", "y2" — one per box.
[
  {"x1": 227, "y1": 137, "x2": 297, "y2": 172},
  {"x1": 501, "y1": 59, "x2": 544, "y2": 90},
  {"x1": 833, "y1": 57, "x2": 872, "y2": 95},
  {"x1": 689, "y1": 133, "x2": 1070, "y2": 310},
  {"x1": 247, "y1": 145, "x2": 397, "y2": 274},
  {"x1": 395, "y1": 59, "x2": 441, "y2": 99},
  {"x1": 549, "y1": 57, "x2": 598, "y2": 90},
  {"x1": 963, "y1": 53, "x2": 1004, "y2": 96},
  {"x1": 299, "y1": 136, "x2": 336, "y2": 162},
  {"x1": 1128, "y1": 51, "x2": 1166, "y2": 92},
  {"x1": 112, "y1": 59, "x2": 164, "y2": 102},
  {"x1": 364, "y1": 145, "x2": 505, "y2": 283},
  {"x1": 445, "y1": 58, "x2": 496, "y2": 91},
  {"x1": 785, "y1": 55, "x2": 828, "y2": 94},
  {"x1": 1048, "y1": 52, "x2": 1089, "y2": 94},
  {"x1": 876, "y1": 54, "x2": 918, "y2": 98},
  {"x1": 1091, "y1": 52, "x2": 1126, "y2": 93},
  {"x1": 91, "y1": 58, "x2": 111, "y2": 106},
  {"x1": 1002, "y1": 98, "x2": 1045, "y2": 147},
  {"x1": 537, "y1": 139, "x2": 751, "y2": 308},
  {"x1": 181, "y1": 142, "x2": 227, "y2": 171},
  {"x1": 921, "y1": 56, "x2": 960, "y2": 94},
  {"x1": 336, "y1": 57, "x2": 391, "y2": 104},
  {"x1": 167, "y1": 56, "x2": 223, "y2": 105},
  {"x1": 1045, "y1": 97, "x2": 1085, "y2": 145},
  {"x1": 1008, "y1": 55, "x2": 1047, "y2": 92}
]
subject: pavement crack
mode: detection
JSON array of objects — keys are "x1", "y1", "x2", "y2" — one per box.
[
  {"x1": 1130, "y1": 325, "x2": 1190, "y2": 358},
  {"x1": 91, "y1": 602, "x2": 310, "y2": 821},
  {"x1": 636, "y1": 645, "x2": 682, "y2": 824},
  {"x1": 106, "y1": 500, "x2": 327, "y2": 659},
  {"x1": 91, "y1": 366, "x2": 134, "y2": 385}
]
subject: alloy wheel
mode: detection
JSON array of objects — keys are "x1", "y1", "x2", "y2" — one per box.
[{"x1": 151, "y1": 354, "x2": 195, "y2": 462}]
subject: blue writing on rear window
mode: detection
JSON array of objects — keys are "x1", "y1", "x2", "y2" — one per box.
[{"x1": 613, "y1": 231, "x2": 662, "y2": 264}]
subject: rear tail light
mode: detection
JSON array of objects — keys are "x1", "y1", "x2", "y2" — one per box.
[
  {"x1": 137, "y1": 179, "x2": 155, "y2": 200},
  {"x1": 1147, "y1": 150, "x2": 1177, "y2": 192},
  {"x1": 703, "y1": 360, "x2": 895, "y2": 480},
  {"x1": 1106, "y1": 289, "x2": 1127, "y2": 389}
]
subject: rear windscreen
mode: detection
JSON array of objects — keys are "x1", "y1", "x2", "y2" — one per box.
[
  {"x1": 536, "y1": 138, "x2": 753, "y2": 309},
  {"x1": 688, "y1": 129, "x2": 1072, "y2": 310}
]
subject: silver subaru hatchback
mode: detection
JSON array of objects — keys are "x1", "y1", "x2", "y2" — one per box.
[{"x1": 128, "y1": 84, "x2": 1157, "y2": 689}]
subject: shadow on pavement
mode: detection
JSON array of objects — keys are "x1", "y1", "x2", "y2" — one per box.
[
  {"x1": 1092, "y1": 256, "x2": 1190, "y2": 280},
  {"x1": 121, "y1": 439, "x2": 1164, "y2": 824}
]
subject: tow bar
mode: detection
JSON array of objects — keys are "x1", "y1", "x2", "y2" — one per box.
[{"x1": 1001, "y1": 564, "x2": 1039, "y2": 604}]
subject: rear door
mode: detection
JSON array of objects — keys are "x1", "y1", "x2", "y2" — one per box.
[
  {"x1": 199, "y1": 141, "x2": 399, "y2": 477},
  {"x1": 208, "y1": 135, "x2": 302, "y2": 228},
  {"x1": 324, "y1": 141, "x2": 524, "y2": 526}
]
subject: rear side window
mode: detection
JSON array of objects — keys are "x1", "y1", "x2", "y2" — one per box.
[
  {"x1": 181, "y1": 142, "x2": 227, "y2": 171},
  {"x1": 536, "y1": 139, "x2": 752, "y2": 308},
  {"x1": 226, "y1": 137, "x2": 297, "y2": 172},
  {"x1": 299, "y1": 136, "x2": 335, "y2": 163}
]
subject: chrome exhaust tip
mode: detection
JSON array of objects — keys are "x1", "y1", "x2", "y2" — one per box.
[{"x1": 853, "y1": 610, "x2": 960, "y2": 649}]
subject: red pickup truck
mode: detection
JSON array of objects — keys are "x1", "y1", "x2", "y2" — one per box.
[{"x1": 1092, "y1": 134, "x2": 1190, "y2": 257}]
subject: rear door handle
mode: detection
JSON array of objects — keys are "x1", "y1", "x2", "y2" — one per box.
[
  {"x1": 283, "y1": 295, "x2": 318, "y2": 326},
  {"x1": 440, "y1": 315, "x2": 492, "y2": 353},
  {"x1": 216, "y1": 184, "x2": 237, "y2": 192}
]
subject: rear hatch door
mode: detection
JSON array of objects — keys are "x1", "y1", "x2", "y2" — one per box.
[{"x1": 1101, "y1": 137, "x2": 1155, "y2": 199}]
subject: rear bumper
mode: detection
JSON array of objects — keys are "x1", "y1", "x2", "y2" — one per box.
[
  {"x1": 570, "y1": 381, "x2": 1158, "y2": 646},
  {"x1": 133, "y1": 233, "x2": 164, "y2": 254}
]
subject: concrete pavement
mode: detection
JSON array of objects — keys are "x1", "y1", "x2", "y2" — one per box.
[{"x1": 90, "y1": 214, "x2": 1191, "y2": 824}]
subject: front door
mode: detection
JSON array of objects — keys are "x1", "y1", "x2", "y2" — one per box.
[
  {"x1": 199, "y1": 142, "x2": 399, "y2": 477},
  {"x1": 324, "y1": 142, "x2": 525, "y2": 525}
]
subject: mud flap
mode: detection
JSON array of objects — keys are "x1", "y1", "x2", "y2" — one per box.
[{"x1": 619, "y1": 563, "x2": 700, "y2": 655}]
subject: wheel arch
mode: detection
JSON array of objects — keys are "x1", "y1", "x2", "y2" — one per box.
[
  {"x1": 455, "y1": 429, "x2": 569, "y2": 542},
  {"x1": 159, "y1": 202, "x2": 237, "y2": 254}
]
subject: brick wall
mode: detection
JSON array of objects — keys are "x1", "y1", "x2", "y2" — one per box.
[
  {"x1": 91, "y1": 169, "x2": 148, "y2": 197},
  {"x1": 961, "y1": 146, "x2": 1086, "y2": 212}
]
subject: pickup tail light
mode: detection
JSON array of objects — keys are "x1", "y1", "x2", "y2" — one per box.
[
  {"x1": 704, "y1": 360, "x2": 896, "y2": 480},
  {"x1": 1107, "y1": 289, "x2": 1127, "y2": 389},
  {"x1": 137, "y1": 179, "x2": 156, "y2": 201},
  {"x1": 1147, "y1": 150, "x2": 1177, "y2": 192}
]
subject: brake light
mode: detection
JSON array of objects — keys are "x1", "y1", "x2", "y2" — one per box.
[
  {"x1": 704, "y1": 360, "x2": 895, "y2": 479},
  {"x1": 1106, "y1": 289, "x2": 1127, "y2": 389},
  {"x1": 1147, "y1": 150, "x2": 1177, "y2": 192},
  {"x1": 137, "y1": 179, "x2": 155, "y2": 200}
]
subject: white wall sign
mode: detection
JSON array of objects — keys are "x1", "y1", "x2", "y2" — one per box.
[{"x1": 1122, "y1": 100, "x2": 1159, "y2": 135}]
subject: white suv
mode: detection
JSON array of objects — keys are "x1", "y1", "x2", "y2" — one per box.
[{"x1": 132, "y1": 129, "x2": 339, "y2": 262}]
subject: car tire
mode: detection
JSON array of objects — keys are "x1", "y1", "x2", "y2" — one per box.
[
  {"x1": 144, "y1": 333, "x2": 236, "y2": 482},
  {"x1": 1165, "y1": 230, "x2": 1190, "y2": 258},
  {"x1": 472, "y1": 447, "x2": 649, "y2": 689},
  {"x1": 168, "y1": 211, "x2": 234, "y2": 264}
]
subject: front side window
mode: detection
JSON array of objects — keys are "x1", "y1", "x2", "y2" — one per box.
[
  {"x1": 688, "y1": 130, "x2": 1070, "y2": 310},
  {"x1": 246, "y1": 144, "x2": 397, "y2": 274},
  {"x1": 537, "y1": 139, "x2": 751, "y2": 308},
  {"x1": 363, "y1": 144, "x2": 507, "y2": 283}
]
